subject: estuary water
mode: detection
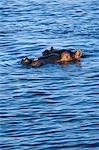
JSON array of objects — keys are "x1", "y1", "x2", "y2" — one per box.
[{"x1": 0, "y1": 0, "x2": 99, "y2": 149}]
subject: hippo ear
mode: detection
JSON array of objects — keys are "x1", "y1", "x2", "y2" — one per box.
[
  {"x1": 50, "y1": 46, "x2": 55, "y2": 52},
  {"x1": 75, "y1": 49, "x2": 82, "y2": 59}
]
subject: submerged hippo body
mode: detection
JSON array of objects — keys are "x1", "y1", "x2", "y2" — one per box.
[{"x1": 21, "y1": 47, "x2": 82, "y2": 67}]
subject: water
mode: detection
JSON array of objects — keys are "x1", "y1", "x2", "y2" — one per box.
[{"x1": 0, "y1": 0, "x2": 99, "y2": 149}]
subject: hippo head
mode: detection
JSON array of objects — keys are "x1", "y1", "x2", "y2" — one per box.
[{"x1": 59, "y1": 49, "x2": 82, "y2": 62}]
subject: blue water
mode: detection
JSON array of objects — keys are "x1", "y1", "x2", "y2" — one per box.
[{"x1": 0, "y1": 0, "x2": 99, "y2": 149}]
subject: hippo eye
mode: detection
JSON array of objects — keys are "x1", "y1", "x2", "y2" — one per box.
[
  {"x1": 66, "y1": 55, "x2": 70, "y2": 60},
  {"x1": 66, "y1": 55, "x2": 69, "y2": 58},
  {"x1": 61, "y1": 52, "x2": 71, "y2": 61}
]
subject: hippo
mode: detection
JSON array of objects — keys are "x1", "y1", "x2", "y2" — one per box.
[{"x1": 21, "y1": 47, "x2": 82, "y2": 67}]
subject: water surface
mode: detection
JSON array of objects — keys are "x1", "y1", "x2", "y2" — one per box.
[{"x1": 0, "y1": 0, "x2": 99, "y2": 149}]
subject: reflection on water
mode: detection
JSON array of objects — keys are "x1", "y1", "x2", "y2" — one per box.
[{"x1": 0, "y1": 0, "x2": 99, "y2": 149}]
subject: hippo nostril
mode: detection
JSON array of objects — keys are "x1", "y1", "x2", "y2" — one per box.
[
  {"x1": 33, "y1": 58, "x2": 39, "y2": 61},
  {"x1": 21, "y1": 57, "x2": 32, "y2": 65}
]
